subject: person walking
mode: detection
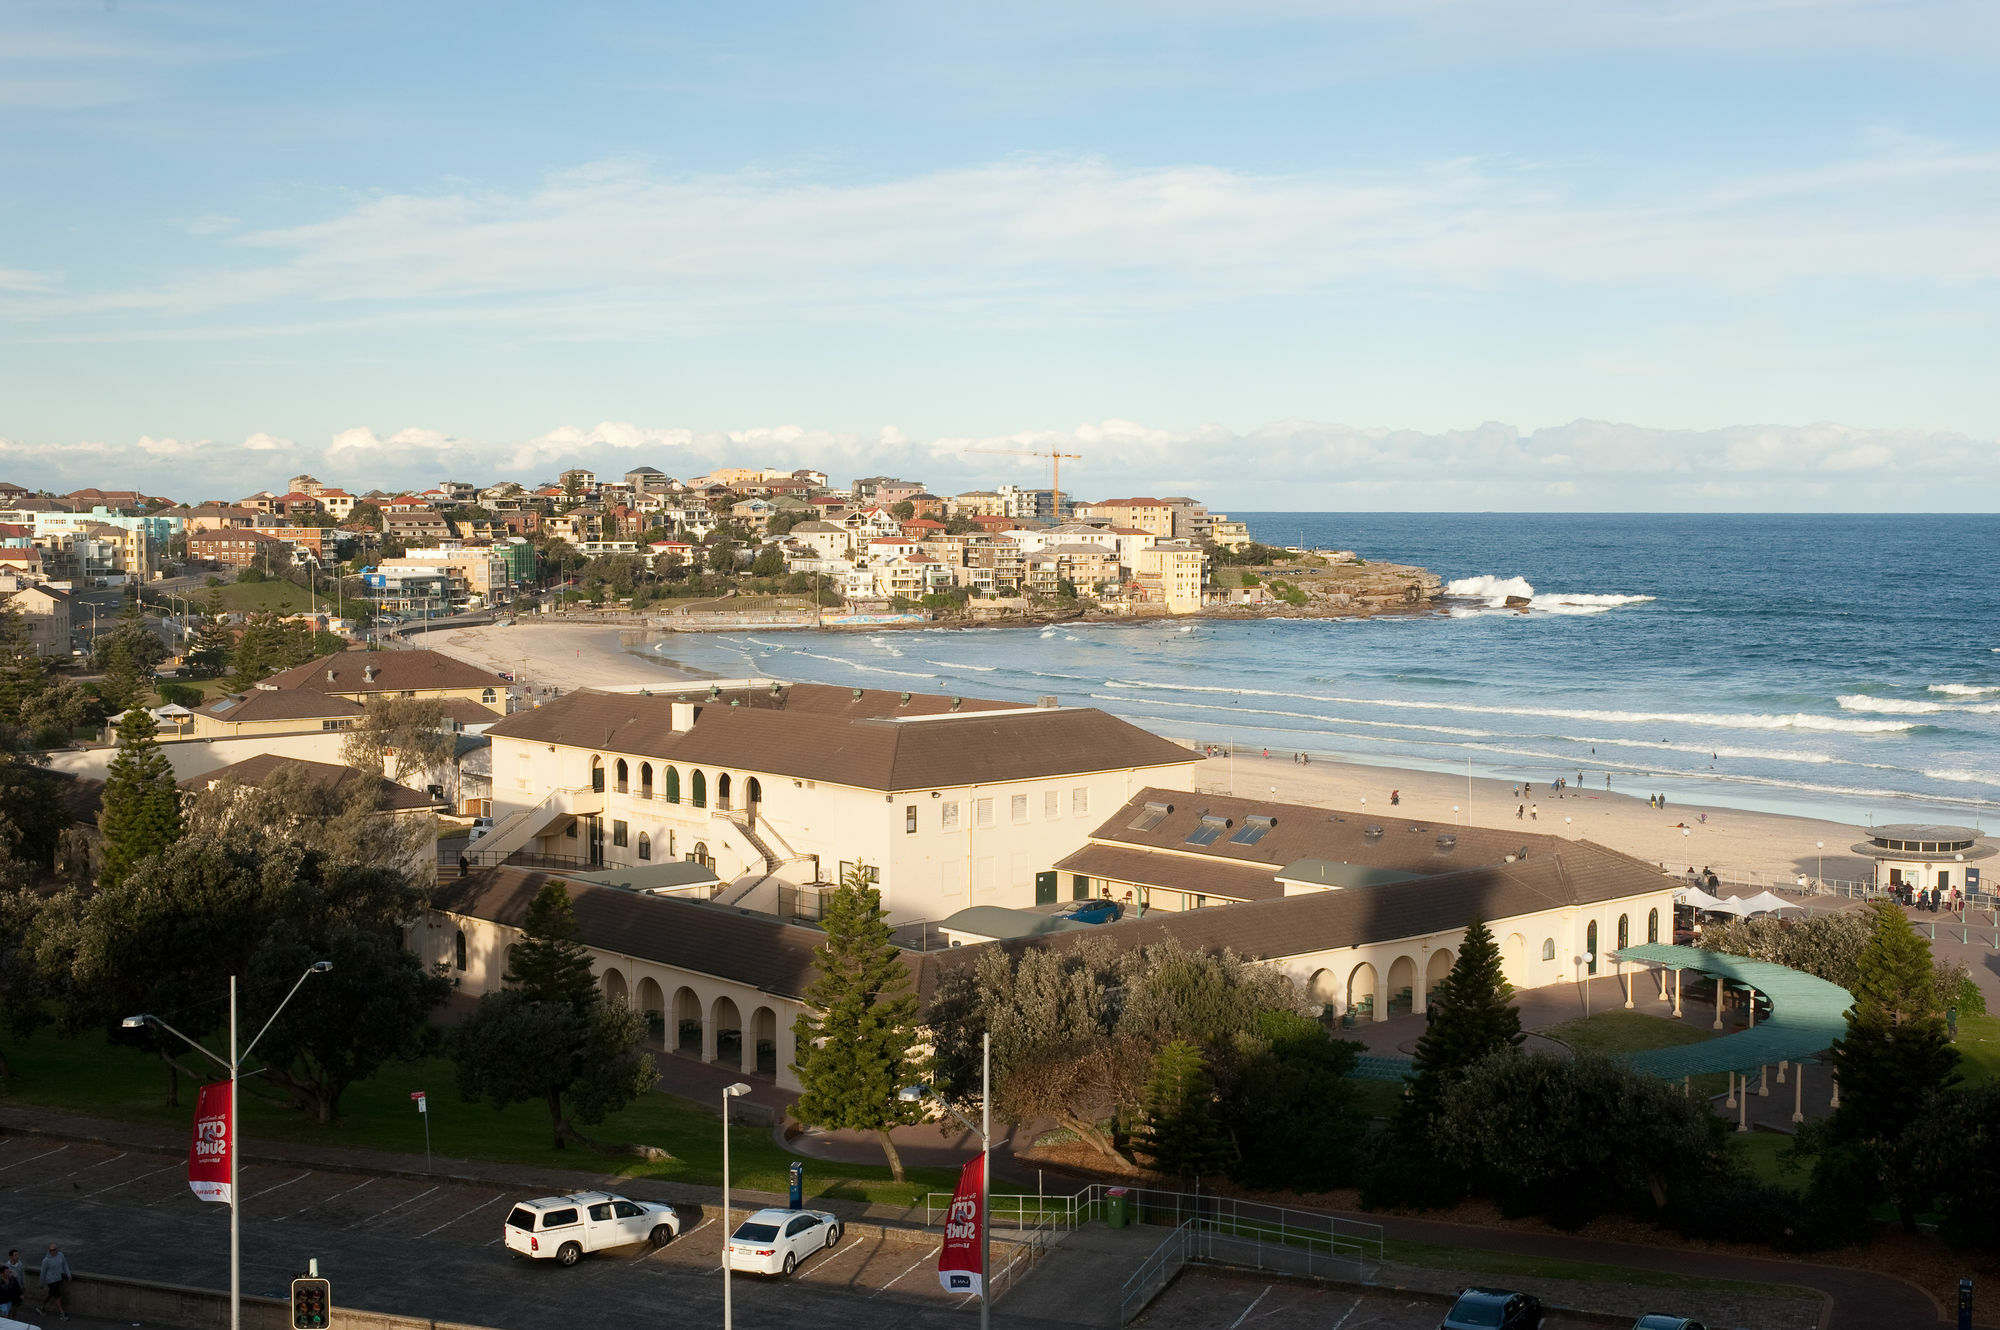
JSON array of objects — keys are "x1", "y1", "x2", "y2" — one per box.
[
  {"x1": 0, "y1": 1259, "x2": 23, "y2": 1320},
  {"x1": 1531, "y1": 803, "x2": 1539, "y2": 820},
  {"x1": 1516, "y1": 803, "x2": 1524, "y2": 820},
  {"x1": 38, "y1": 1243, "x2": 70, "y2": 1320}
]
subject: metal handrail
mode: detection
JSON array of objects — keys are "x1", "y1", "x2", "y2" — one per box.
[{"x1": 923, "y1": 1183, "x2": 1384, "y2": 1261}]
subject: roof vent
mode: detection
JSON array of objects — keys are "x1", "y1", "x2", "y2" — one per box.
[
  {"x1": 853, "y1": 688, "x2": 864, "y2": 700},
  {"x1": 325, "y1": 668, "x2": 337, "y2": 682},
  {"x1": 363, "y1": 664, "x2": 377, "y2": 682},
  {"x1": 770, "y1": 681, "x2": 783, "y2": 695},
  {"x1": 900, "y1": 692, "x2": 911, "y2": 705},
  {"x1": 709, "y1": 685, "x2": 722, "y2": 700},
  {"x1": 1435, "y1": 834, "x2": 1457, "y2": 852},
  {"x1": 730, "y1": 699, "x2": 740, "y2": 707},
  {"x1": 1503, "y1": 853, "x2": 1517, "y2": 863},
  {"x1": 1518, "y1": 846, "x2": 1530, "y2": 860},
  {"x1": 1037, "y1": 695, "x2": 1059, "y2": 709},
  {"x1": 950, "y1": 697, "x2": 962, "y2": 711},
  {"x1": 1363, "y1": 824, "x2": 1384, "y2": 839}
]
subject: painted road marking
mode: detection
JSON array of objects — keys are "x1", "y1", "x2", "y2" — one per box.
[
  {"x1": 873, "y1": 1244, "x2": 940, "y2": 1296},
  {"x1": 246, "y1": 1172, "x2": 311, "y2": 1201},
  {"x1": 81, "y1": 1162, "x2": 177, "y2": 1198},
  {"x1": 0, "y1": 1144, "x2": 68, "y2": 1176},
  {"x1": 278, "y1": 1175, "x2": 373, "y2": 1222},
  {"x1": 24, "y1": 1151, "x2": 130, "y2": 1190},
  {"x1": 416, "y1": 1193, "x2": 506, "y2": 1239},
  {"x1": 1326, "y1": 1295, "x2": 1362, "y2": 1330},
  {"x1": 345, "y1": 1183, "x2": 439, "y2": 1229},
  {"x1": 1227, "y1": 1283, "x2": 1272, "y2": 1329}
]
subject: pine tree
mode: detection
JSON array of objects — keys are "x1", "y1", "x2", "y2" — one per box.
[
  {"x1": 1401, "y1": 919, "x2": 1524, "y2": 1130},
  {"x1": 791, "y1": 864, "x2": 926, "y2": 1181},
  {"x1": 97, "y1": 708, "x2": 183, "y2": 888},
  {"x1": 0, "y1": 607, "x2": 51, "y2": 729},
  {"x1": 503, "y1": 883, "x2": 599, "y2": 1010},
  {"x1": 183, "y1": 593, "x2": 236, "y2": 679},
  {"x1": 1830, "y1": 901, "x2": 1959, "y2": 1149},
  {"x1": 1139, "y1": 1038, "x2": 1228, "y2": 1180}
]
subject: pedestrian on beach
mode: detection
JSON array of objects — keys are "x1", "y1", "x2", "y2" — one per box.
[
  {"x1": 39, "y1": 1242, "x2": 70, "y2": 1320},
  {"x1": 1531, "y1": 803, "x2": 1538, "y2": 820},
  {"x1": 1516, "y1": 803, "x2": 1524, "y2": 820},
  {"x1": 0, "y1": 1259, "x2": 22, "y2": 1319}
]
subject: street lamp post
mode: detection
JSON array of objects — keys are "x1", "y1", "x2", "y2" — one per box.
[
  {"x1": 1816, "y1": 840, "x2": 1824, "y2": 891},
  {"x1": 122, "y1": 961, "x2": 330, "y2": 1330},
  {"x1": 900, "y1": 1031, "x2": 990, "y2": 1330},
  {"x1": 721, "y1": 1082, "x2": 752, "y2": 1330}
]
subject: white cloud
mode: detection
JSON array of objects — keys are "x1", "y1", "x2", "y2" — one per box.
[{"x1": 2, "y1": 416, "x2": 1991, "y2": 511}]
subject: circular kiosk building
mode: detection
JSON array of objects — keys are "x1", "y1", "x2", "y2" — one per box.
[{"x1": 1851, "y1": 824, "x2": 1994, "y2": 897}]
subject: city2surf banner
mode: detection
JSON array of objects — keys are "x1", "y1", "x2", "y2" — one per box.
[
  {"x1": 187, "y1": 1080, "x2": 232, "y2": 1203},
  {"x1": 937, "y1": 1154, "x2": 984, "y2": 1295}
]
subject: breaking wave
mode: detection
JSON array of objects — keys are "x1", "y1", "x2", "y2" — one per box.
[
  {"x1": 1931, "y1": 683, "x2": 2000, "y2": 696},
  {"x1": 1837, "y1": 694, "x2": 1946, "y2": 715},
  {"x1": 1444, "y1": 574, "x2": 1654, "y2": 616}
]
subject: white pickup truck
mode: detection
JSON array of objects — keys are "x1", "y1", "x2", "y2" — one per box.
[{"x1": 503, "y1": 1191, "x2": 680, "y2": 1266}]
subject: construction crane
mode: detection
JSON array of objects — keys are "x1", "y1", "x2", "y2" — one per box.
[{"x1": 961, "y1": 446, "x2": 1084, "y2": 520}]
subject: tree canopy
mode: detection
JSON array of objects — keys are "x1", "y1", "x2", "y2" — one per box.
[{"x1": 97, "y1": 708, "x2": 183, "y2": 890}]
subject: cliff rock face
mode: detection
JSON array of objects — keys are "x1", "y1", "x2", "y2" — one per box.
[{"x1": 1209, "y1": 560, "x2": 1443, "y2": 619}]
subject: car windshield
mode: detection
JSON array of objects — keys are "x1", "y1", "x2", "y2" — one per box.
[
  {"x1": 732, "y1": 1223, "x2": 780, "y2": 1242},
  {"x1": 505, "y1": 1208, "x2": 538, "y2": 1231},
  {"x1": 1449, "y1": 1297, "x2": 1506, "y2": 1327}
]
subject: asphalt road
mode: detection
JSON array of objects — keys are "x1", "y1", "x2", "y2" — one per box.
[
  {"x1": 0, "y1": 1136, "x2": 1005, "y2": 1330},
  {"x1": 1135, "y1": 1270, "x2": 1605, "y2": 1330}
]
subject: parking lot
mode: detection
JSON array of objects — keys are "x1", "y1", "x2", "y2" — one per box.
[
  {"x1": 0, "y1": 1134, "x2": 986, "y2": 1330},
  {"x1": 1135, "y1": 1270, "x2": 1606, "y2": 1330}
]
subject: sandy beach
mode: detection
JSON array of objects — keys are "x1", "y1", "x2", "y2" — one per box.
[{"x1": 430, "y1": 623, "x2": 1879, "y2": 888}]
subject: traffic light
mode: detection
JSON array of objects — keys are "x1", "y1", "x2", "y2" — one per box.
[{"x1": 290, "y1": 1277, "x2": 331, "y2": 1329}]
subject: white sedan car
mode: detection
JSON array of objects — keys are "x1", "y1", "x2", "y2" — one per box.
[{"x1": 726, "y1": 1207, "x2": 842, "y2": 1276}]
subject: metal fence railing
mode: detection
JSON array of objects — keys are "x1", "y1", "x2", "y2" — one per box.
[
  {"x1": 1113, "y1": 1214, "x2": 1382, "y2": 1324},
  {"x1": 1119, "y1": 1217, "x2": 1199, "y2": 1324}
]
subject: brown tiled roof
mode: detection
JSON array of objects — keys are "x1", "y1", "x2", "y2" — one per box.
[
  {"x1": 434, "y1": 866, "x2": 825, "y2": 998},
  {"x1": 485, "y1": 688, "x2": 1196, "y2": 792},
  {"x1": 439, "y1": 698, "x2": 503, "y2": 726},
  {"x1": 180, "y1": 753, "x2": 440, "y2": 810},
  {"x1": 262, "y1": 649, "x2": 505, "y2": 695},
  {"x1": 1055, "y1": 843, "x2": 1285, "y2": 902},
  {"x1": 197, "y1": 690, "x2": 366, "y2": 722}
]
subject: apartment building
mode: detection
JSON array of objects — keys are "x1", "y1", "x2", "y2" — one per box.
[
  {"x1": 1074, "y1": 497, "x2": 1176, "y2": 539},
  {"x1": 0, "y1": 576, "x2": 70, "y2": 655},
  {"x1": 1133, "y1": 540, "x2": 1206, "y2": 614}
]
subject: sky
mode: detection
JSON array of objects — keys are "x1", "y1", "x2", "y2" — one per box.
[{"x1": 2, "y1": 0, "x2": 1997, "y2": 509}]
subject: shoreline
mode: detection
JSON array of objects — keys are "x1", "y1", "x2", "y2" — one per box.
[{"x1": 427, "y1": 622, "x2": 1910, "y2": 885}]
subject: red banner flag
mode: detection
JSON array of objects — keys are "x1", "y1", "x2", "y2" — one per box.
[
  {"x1": 937, "y1": 1154, "x2": 983, "y2": 1295},
  {"x1": 187, "y1": 1081, "x2": 231, "y2": 1204}
]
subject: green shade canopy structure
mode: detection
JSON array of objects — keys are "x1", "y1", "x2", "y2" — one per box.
[{"x1": 1607, "y1": 943, "x2": 1853, "y2": 1079}]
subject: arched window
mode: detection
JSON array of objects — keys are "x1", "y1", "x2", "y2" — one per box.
[
  {"x1": 717, "y1": 773, "x2": 732, "y2": 810},
  {"x1": 481, "y1": 687, "x2": 496, "y2": 703},
  {"x1": 1617, "y1": 914, "x2": 1629, "y2": 949},
  {"x1": 453, "y1": 929, "x2": 467, "y2": 972},
  {"x1": 665, "y1": 767, "x2": 680, "y2": 803},
  {"x1": 615, "y1": 758, "x2": 629, "y2": 793},
  {"x1": 747, "y1": 777, "x2": 762, "y2": 805},
  {"x1": 691, "y1": 840, "x2": 712, "y2": 868},
  {"x1": 1586, "y1": 920, "x2": 1599, "y2": 974},
  {"x1": 640, "y1": 763, "x2": 653, "y2": 798},
  {"x1": 691, "y1": 770, "x2": 706, "y2": 808},
  {"x1": 1541, "y1": 937, "x2": 1556, "y2": 962},
  {"x1": 1648, "y1": 908, "x2": 1660, "y2": 944},
  {"x1": 637, "y1": 833, "x2": 652, "y2": 861},
  {"x1": 590, "y1": 755, "x2": 605, "y2": 793}
]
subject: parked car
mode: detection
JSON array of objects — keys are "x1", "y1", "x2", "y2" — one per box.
[
  {"x1": 726, "y1": 1207, "x2": 842, "y2": 1276},
  {"x1": 1440, "y1": 1287, "x2": 1543, "y2": 1330},
  {"x1": 465, "y1": 816, "x2": 495, "y2": 845},
  {"x1": 503, "y1": 1191, "x2": 679, "y2": 1265},
  {"x1": 1633, "y1": 1319, "x2": 1706, "y2": 1330}
]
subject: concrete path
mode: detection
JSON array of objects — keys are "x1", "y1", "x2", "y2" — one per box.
[{"x1": 995, "y1": 1222, "x2": 1172, "y2": 1326}]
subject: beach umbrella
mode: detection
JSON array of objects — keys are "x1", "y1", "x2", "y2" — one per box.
[
  {"x1": 1738, "y1": 890, "x2": 1801, "y2": 915},
  {"x1": 1675, "y1": 885, "x2": 1726, "y2": 910}
]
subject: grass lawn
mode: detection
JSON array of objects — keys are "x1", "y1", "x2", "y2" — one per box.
[
  {"x1": 1345, "y1": 1077, "x2": 1408, "y2": 1120},
  {"x1": 1384, "y1": 1237, "x2": 1816, "y2": 1300},
  {"x1": 206, "y1": 581, "x2": 326, "y2": 614},
  {"x1": 0, "y1": 1027, "x2": 955, "y2": 1207},
  {"x1": 1542, "y1": 1010, "x2": 1719, "y2": 1057},
  {"x1": 1953, "y1": 1011, "x2": 2000, "y2": 1085},
  {"x1": 1728, "y1": 1130, "x2": 1806, "y2": 1189}
]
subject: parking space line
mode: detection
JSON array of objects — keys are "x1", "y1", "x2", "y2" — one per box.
[
  {"x1": 247, "y1": 1172, "x2": 311, "y2": 1201},
  {"x1": 278, "y1": 1175, "x2": 373, "y2": 1221},
  {"x1": 23, "y1": 1151, "x2": 130, "y2": 1190},
  {"x1": 415, "y1": 1192, "x2": 506, "y2": 1239},
  {"x1": 81, "y1": 1162, "x2": 177, "y2": 1198},
  {"x1": 0, "y1": 1146, "x2": 68, "y2": 1173},
  {"x1": 873, "y1": 1244, "x2": 940, "y2": 1296},
  {"x1": 1327, "y1": 1295, "x2": 1362, "y2": 1330},
  {"x1": 344, "y1": 1183, "x2": 439, "y2": 1229},
  {"x1": 1228, "y1": 1283, "x2": 1272, "y2": 1329}
]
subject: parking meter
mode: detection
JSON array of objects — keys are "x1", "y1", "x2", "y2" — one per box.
[{"x1": 789, "y1": 1160, "x2": 804, "y2": 1210}]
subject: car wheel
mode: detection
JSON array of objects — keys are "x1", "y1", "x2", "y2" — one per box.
[
  {"x1": 556, "y1": 1242, "x2": 582, "y2": 1267},
  {"x1": 783, "y1": 1252, "x2": 796, "y2": 1276},
  {"x1": 825, "y1": 1224, "x2": 840, "y2": 1248},
  {"x1": 650, "y1": 1225, "x2": 674, "y2": 1248}
]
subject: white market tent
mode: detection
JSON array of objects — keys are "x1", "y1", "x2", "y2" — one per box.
[{"x1": 1675, "y1": 885, "x2": 1726, "y2": 910}]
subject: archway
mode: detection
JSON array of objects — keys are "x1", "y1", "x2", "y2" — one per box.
[
  {"x1": 1647, "y1": 908, "x2": 1660, "y2": 944},
  {"x1": 590, "y1": 755, "x2": 605, "y2": 793},
  {"x1": 1346, "y1": 962, "x2": 1378, "y2": 1022},
  {"x1": 1307, "y1": 967, "x2": 1338, "y2": 1015},
  {"x1": 453, "y1": 929, "x2": 467, "y2": 972},
  {"x1": 665, "y1": 767, "x2": 681, "y2": 803},
  {"x1": 711, "y1": 995, "x2": 743, "y2": 1069},
  {"x1": 691, "y1": 770, "x2": 706, "y2": 809},
  {"x1": 1385, "y1": 955, "x2": 1418, "y2": 1016},
  {"x1": 1586, "y1": 920, "x2": 1600, "y2": 974},
  {"x1": 639, "y1": 762, "x2": 653, "y2": 798},
  {"x1": 601, "y1": 966, "x2": 629, "y2": 1008},
  {"x1": 746, "y1": 777, "x2": 762, "y2": 825},
  {"x1": 636, "y1": 977, "x2": 665, "y2": 1047},
  {"x1": 751, "y1": 1006, "x2": 778, "y2": 1077},
  {"x1": 615, "y1": 758, "x2": 629, "y2": 793},
  {"x1": 1503, "y1": 932, "x2": 1526, "y2": 987},
  {"x1": 672, "y1": 986, "x2": 703, "y2": 1055},
  {"x1": 1617, "y1": 914, "x2": 1630, "y2": 950},
  {"x1": 1424, "y1": 949, "x2": 1454, "y2": 1006},
  {"x1": 717, "y1": 773, "x2": 732, "y2": 811}
]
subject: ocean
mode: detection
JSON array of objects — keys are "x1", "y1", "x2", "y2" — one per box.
[{"x1": 647, "y1": 513, "x2": 2000, "y2": 827}]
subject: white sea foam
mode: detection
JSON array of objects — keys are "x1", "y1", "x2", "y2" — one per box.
[
  {"x1": 1444, "y1": 574, "x2": 1655, "y2": 616},
  {"x1": 1103, "y1": 678, "x2": 1919, "y2": 735},
  {"x1": 1923, "y1": 768, "x2": 2000, "y2": 787},
  {"x1": 1930, "y1": 683, "x2": 2000, "y2": 696},
  {"x1": 789, "y1": 650, "x2": 936, "y2": 679},
  {"x1": 1837, "y1": 694, "x2": 1946, "y2": 715},
  {"x1": 925, "y1": 659, "x2": 999, "y2": 671}
]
